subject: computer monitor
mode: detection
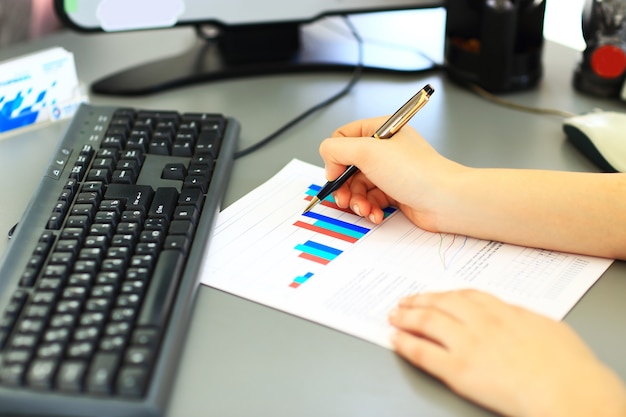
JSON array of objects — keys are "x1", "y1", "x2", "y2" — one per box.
[{"x1": 54, "y1": 0, "x2": 446, "y2": 95}]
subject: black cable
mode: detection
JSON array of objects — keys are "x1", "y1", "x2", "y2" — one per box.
[{"x1": 233, "y1": 16, "x2": 364, "y2": 159}]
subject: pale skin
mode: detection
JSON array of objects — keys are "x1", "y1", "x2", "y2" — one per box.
[
  {"x1": 318, "y1": 117, "x2": 626, "y2": 417},
  {"x1": 320, "y1": 117, "x2": 626, "y2": 260},
  {"x1": 389, "y1": 290, "x2": 626, "y2": 417}
]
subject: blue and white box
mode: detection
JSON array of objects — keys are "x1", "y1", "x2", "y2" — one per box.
[{"x1": 0, "y1": 47, "x2": 87, "y2": 134}]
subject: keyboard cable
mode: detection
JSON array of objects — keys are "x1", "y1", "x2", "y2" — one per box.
[{"x1": 233, "y1": 15, "x2": 365, "y2": 159}]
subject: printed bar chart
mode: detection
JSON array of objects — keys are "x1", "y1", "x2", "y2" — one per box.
[{"x1": 290, "y1": 184, "x2": 397, "y2": 285}]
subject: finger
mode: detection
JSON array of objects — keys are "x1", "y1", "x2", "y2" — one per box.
[
  {"x1": 348, "y1": 187, "x2": 390, "y2": 224},
  {"x1": 332, "y1": 173, "x2": 386, "y2": 212},
  {"x1": 319, "y1": 136, "x2": 368, "y2": 181},
  {"x1": 344, "y1": 172, "x2": 372, "y2": 216},
  {"x1": 365, "y1": 188, "x2": 394, "y2": 223},
  {"x1": 391, "y1": 330, "x2": 457, "y2": 382},
  {"x1": 447, "y1": 289, "x2": 525, "y2": 321},
  {"x1": 397, "y1": 290, "x2": 489, "y2": 324},
  {"x1": 329, "y1": 174, "x2": 358, "y2": 209},
  {"x1": 389, "y1": 304, "x2": 465, "y2": 349},
  {"x1": 401, "y1": 290, "x2": 530, "y2": 332}
]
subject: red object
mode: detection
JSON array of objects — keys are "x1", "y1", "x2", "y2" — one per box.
[
  {"x1": 298, "y1": 252, "x2": 330, "y2": 265},
  {"x1": 590, "y1": 44, "x2": 626, "y2": 79}
]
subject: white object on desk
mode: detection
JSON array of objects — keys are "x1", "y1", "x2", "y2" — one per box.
[
  {"x1": 563, "y1": 111, "x2": 626, "y2": 172},
  {"x1": 200, "y1": 159, "x2": 613, "y2": 349},
  {"x1": 0, "y1": 47, "x2": 87, "y2": 136}
]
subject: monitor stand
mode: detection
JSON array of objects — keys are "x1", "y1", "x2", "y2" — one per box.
[{"x1": 91, "y1": 9, "x2": 444, "y2": 96}]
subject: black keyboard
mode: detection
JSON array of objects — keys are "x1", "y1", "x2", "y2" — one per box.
[{"x1": 0, "y1": 103, "x2": 239, "y2": 416}]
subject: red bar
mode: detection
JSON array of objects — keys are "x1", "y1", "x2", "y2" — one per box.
[
  {"x1": 304, "y1": 195, "x2": 353, "y2": 214},
  {"x1": 298, "y1": 252, "x2": 330, "y2": 265},
  {"x1": 293, "y1": 221, "x2": 358, "y2": 243}
]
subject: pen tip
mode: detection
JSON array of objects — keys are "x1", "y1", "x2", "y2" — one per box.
[
  {"x1": 424, "y1": 84, "x2": 434, "y2": 96},
  {"x1": 303, "y1": 197, "x2": 320, "y2": 214}
]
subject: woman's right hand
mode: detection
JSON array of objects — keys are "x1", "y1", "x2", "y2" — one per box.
[{"x1": 319, "y1": 116, "x2": 467, "y2": 229}]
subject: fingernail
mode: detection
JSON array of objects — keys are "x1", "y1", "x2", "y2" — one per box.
[
  {"x1": 398, "y1": 295, "x2": 413, "y2": 305},
  {"x1": 396, "y1": 297, "x2": 411, "y2": 308},
  {"x1": 333, "y1": 194, "x2": 341, "y2": 207},
  {"x1": 369, "y1": 214, "x2": 376, "y2": 223},
  {"x1": 353, "y1": 205, "x2": 361, "y2": 217},
  {"x1": 388, "y1": 307, "x2": 398, "y2": 320}
]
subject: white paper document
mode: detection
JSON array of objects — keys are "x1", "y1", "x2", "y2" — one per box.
[{"x1": 200, "y1": 159, "x2": 614, "y2": 349}]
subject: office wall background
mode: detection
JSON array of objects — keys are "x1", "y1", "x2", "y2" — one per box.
[{"x1": 544, "y1": 0, "x2": 585, "y2": 50}]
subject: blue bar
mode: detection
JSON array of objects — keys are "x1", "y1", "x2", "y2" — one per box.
[
  {"x1": 303, "y1": 240, "x2": 342, "y2": 255},
  {"x1": 295, "y1": 240, "x2": 342, "y2": 260},
  {"x1": 302, "y1": 211, "x2": 370, "y2": 234},
  {"x1": 305, "y1": 184, "x2": 321, "y2": 197}
]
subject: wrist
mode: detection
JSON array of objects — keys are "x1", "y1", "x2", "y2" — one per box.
[
  {"x1": 421, "y1": 164, "x2": 481, "y2": 234},
  {"x1": 524, "y1": 366, "x2": 626, "y2": 417}
]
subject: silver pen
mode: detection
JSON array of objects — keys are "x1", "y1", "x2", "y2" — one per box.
[{"x1": 303, "y1": 83, "x2": 434, "y2": 214}]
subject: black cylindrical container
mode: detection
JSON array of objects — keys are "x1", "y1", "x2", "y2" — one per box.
[{"x1": 444, "y1": 0, "x2": 546, "y2": 93}]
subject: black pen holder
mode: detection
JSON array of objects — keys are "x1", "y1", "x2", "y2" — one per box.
[{"x1": 444, "y1": 0, "x2": 546, "y2": 93}]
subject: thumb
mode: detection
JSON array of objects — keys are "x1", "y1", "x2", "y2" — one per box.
[{"x1": 319, "y1": 136, "x2": 371, "y2": 181}]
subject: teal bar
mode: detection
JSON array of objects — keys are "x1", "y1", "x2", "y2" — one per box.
[{"x1": 294, "y1": 244, "x2": 339, "y2": 260}]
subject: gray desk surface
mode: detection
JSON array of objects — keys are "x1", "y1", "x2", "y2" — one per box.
[{"x1": 1, "y1": 24, "x2": 626, "y2": 417}]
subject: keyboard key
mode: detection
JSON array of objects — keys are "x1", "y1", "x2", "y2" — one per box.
[
  {"x1": 163, "y1": 235, "x2": 190, "y2": 253},
  {"x1": 0, "y1": 363, "x2": 27, "y2": 386},
  {"x1": 56, "y1": 360, "x2": 88, "y2": 393},
  {"x1": 195, "y1": 130, "x2": 221, "y2": 157},
  {"x1": 104, "y1": 184, "x2": 154, "y2": 214},
  {"x1": 161, "y1": 163, "x2": 186, "y2": 180},
  {"x1": 137, "y1": 250, "x2": 185, "y2": 328},
  {"x1": 86, "y1": 352, "x2": 121, "y2": 395},
  {"x1": 116, "y1": 366, "x2": 149, "y2": 397},
  {"x1": 148, "y1": 187, "x2": 178, "y2": 221},
  {"x1": 178, "y1": 188, "x2": 204, "y2": 209},
  {"x1": 26, "y1": 359, "x2": 58, "y2": 389}
]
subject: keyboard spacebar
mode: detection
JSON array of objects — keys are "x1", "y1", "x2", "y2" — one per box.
[{"x1": 138, "y1": 249, "x2": 185, "y2": 328}]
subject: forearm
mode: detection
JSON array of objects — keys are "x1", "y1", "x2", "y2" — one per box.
[{"x1": 435, "y1": 168, "x2": 626, "y2": 260}]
